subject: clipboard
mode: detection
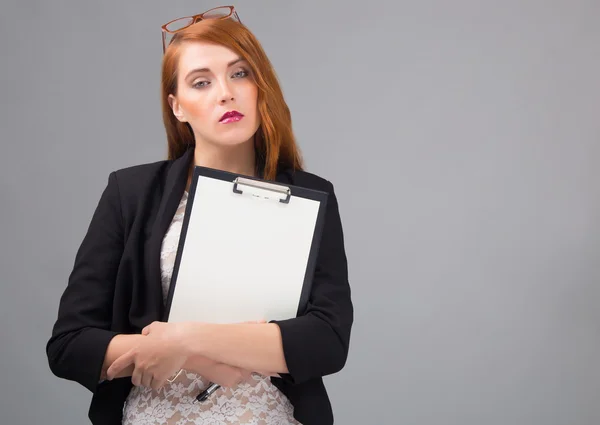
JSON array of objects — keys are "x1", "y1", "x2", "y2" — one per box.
[{"x1": 163, "y1": 166, "x2": 329, "y2": 324}]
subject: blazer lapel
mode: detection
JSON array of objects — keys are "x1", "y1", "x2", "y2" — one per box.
[{"x1": 145, "y1": 147, "x2": 194, "y2": 322}]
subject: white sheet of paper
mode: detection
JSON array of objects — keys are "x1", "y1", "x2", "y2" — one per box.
[{"x1": 167, "y1": 175, "x2": 321, "y2": 324}]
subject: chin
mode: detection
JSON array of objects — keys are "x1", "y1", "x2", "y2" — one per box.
[{"x1": 213, "y1": 125, "x2": 259, "y2": 147}]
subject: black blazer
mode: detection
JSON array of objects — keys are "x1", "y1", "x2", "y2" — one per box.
[{"x1": 46, "y1": 147, "x2": 353, "y2": 425}]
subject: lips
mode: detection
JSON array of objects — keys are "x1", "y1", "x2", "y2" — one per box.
[{"x1": 219, "y1": 110, "x2": 244, "y2": 123}]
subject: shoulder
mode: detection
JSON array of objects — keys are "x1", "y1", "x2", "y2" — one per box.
[
  {"x1": 111, "y1": 158, "x2": 172, "y2": 189},
  {"x1": 100, "y1": 158, "x2": 175, "y2": 219}
]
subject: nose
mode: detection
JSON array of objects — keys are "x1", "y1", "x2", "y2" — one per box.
[{"x1": 217, "y1": 80, "x2": 234, "y2": 104}]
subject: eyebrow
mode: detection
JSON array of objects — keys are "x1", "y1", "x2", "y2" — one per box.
[{"x1": 184, "y1": 57, "x2": 246, "y2": 80}]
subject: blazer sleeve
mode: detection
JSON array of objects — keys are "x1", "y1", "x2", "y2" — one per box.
[
  {"x1": 272, "y1": 180, "x2": 354, "y2": 385},
  {"x1": 46, "y1": 172, "x2": 123, "y2": 392}
]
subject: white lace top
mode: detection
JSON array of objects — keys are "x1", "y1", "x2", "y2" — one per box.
[{"x1": 122, "y1": 190, "x2": 300, "y2": 425}]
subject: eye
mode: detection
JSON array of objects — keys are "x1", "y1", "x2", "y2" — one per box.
[
  {"x1": 232, "y1": 68, "x2": 249, "y2": 79},
  {"x1": 192, "y1": 80, "x2": 209, "y2": 89}
]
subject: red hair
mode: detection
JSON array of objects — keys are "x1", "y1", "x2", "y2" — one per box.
[{"x1": 160, "y1": 18, "x2": 303, "y2": 180}]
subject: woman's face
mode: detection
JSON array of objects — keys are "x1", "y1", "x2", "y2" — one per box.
[{"x1": 169, "y1": 41, "x2": 260, "y2": 148}]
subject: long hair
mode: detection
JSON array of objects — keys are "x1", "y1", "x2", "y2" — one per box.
[{"x1": 160, "y1": 18, "x2": 303, "y2": 180}]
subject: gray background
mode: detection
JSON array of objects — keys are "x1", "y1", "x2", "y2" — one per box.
[{"x1": 1, "y1": 1, "x2": 599, "y2": 424}]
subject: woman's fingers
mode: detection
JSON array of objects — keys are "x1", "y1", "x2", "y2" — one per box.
[
  {"x1": 141, "y1": 370, "x2": 153, "y2": 388},
  {"x1": 106, "y1": 349, "x2": 135, "y2": 380},
  {"x1": 131, "y1": 365, "x2": 143, "y2": 387},
  {"x1": 151, "y1": 373, "x2": 170, "y2": 390}
]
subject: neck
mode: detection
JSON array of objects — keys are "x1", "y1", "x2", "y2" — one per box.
[{"x1": 192, "y1": 138, "x2": 257, "y2": 178}]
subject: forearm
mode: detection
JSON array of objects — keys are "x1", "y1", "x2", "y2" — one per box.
[
  {"x1": 185, "y1": 323, "x2": 288, "y2": 374},
  {"x1": 183, "y1": 356, "x2": 252, "y2": 386},
  {"x1": 101, "y1": 334, "x2": 144, "y2": 379}
]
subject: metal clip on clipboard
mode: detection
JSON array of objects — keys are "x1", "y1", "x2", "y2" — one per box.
[{"x1": 232, "y1": 177, "x2": 291, "y2": 204}]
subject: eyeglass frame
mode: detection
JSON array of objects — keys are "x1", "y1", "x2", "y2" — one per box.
[{"x1": 161, "y1": 5, "x2": 241, "y2": 54}]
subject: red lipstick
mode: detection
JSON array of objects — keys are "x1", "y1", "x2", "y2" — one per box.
[{"x1": 219, "y1": 110, "x2": 244, "y2": 124}]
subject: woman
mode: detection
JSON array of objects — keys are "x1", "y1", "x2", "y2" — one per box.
[{"x1": 46, "y1": 6, "x2": 353, "y2": 425}]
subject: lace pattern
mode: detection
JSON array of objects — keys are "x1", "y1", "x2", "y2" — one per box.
[{"x1": 122, "y1": 191, "x2": 300, "y2": 424}]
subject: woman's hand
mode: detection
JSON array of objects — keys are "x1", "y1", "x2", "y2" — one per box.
[
  {"x1": 117, "y1": 319, "x2": 279, "y2": 389},
  {"x1": 140, "y1": 320, "x2": 266, "y2": 386},
  {"x1": 140, "y1": 320, "x2": 195, "y2": 341},
  {"x1": 188, "y1": 357, "x2": 252, "y2": 387},
  {"x1": 106, "y1": 322, "x2": 191, "y2": 389}
]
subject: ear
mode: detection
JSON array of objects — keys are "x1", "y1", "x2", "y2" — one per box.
[{"x1": 168, "y1": 94, "x2": 187, "y2": 122}]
